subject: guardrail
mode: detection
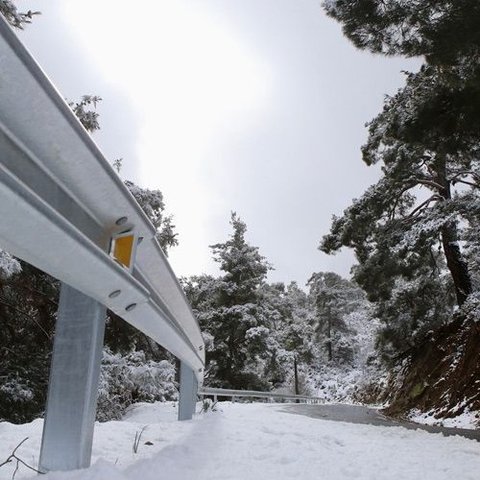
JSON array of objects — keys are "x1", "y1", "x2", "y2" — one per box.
[
  {"x1": 0, "y1": 15, "x2": 204, "y2": 472},
  {"x1": 199, "y1": 387, "x2": 324, "y2": 404}
]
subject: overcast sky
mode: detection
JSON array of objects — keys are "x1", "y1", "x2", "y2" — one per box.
[{"x1": 19, "y1": 0, "x2": 419, "y2": 287}]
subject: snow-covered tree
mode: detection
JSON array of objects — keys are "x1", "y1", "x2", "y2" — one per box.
[
  {"x1": 0, "y1": 1, "x2": 39, "y2": 29},
  {"x1": 321, "y1": 65, "x2": 479, "y2": 307},
  {"x1": 125, "y1": 181, "x2": 178, "y2": 254},
  {"x1": 182, "y1": 219, "x2": 385, "y2": 400},
  {"x1": 211, "y1": 212, "x2": 271, "y2": 304},
  {"x1": 184, "y1": 274, "x2": 317, "y2": 392},
  {"x1": 323, "y1": 0, "x2": 480, "y2": 66},
  {"x1": 374, "y1": 272, "x2": 454, "y2": 363},
  {"x1": 308, "y1": 272, "x2": 364, "y2": 363},
  {"x1": 69, "y1": 95, "x2": 102, "y2": 133},
  {"x1": 185, "y1": 213, "x2": 273, "y2": 390},
  {"x1": 319, "y1": 1, "x2": 480, "y2": 418},
  {"x1": 251, "y1": 282, "x2": 312, "y2": 390},
  {"x1": 319, "y1": 2, "x2": 480, "y2": 369},
  {"x1": 263, "y1": 282, "x2": 318, "y2": 393}
]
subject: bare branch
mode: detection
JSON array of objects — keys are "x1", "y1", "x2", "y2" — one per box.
[
  {"x1": 449, "y1": 170, "x2": 480, "y2": 183},
  {"x1": 414, "y1": 177, "x2": 445, "y2": 191},
  {"x1": 0, "y1": 438, "x2": 45, "y2": 476},
  {"x1": 409, "y1": 195, "x2": 442, "y2": 218},
  {"x1": 389, "y1": 183, "x2": 417, "y2": 221},
  {"x1": 452, "y1": 179, "x2": 480, "y2": 189}
]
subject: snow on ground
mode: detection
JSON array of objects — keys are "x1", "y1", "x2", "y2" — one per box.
[
  {"x1": 0, "y1": 402, "x2": 193, "y2": 480},
  {"x1": 1, "y1": 402, "x2": 479, "y2": 480},
  {"x1": 408, "y1": 407, "x2": 479, "y2": 429}
]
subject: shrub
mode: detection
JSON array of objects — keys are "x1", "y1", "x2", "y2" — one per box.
[{"x1": 97, "y1": 349, "x2": 177, "y2": 421}]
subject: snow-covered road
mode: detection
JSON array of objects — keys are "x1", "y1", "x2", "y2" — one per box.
[
  {"x1": 282, "y1": 403, "x2": 480, "y2": 441},
  {"x1": 1, "y1": 402, "x2": 479, "y2": 480}
]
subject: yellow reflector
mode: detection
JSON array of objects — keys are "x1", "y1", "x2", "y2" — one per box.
[{"x1": 111, "y1": 234, "x2": 135, "y2": 269}]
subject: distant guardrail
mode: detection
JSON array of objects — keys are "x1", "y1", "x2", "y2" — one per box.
[{"x1": 199, "y1": 387, "x2": 324, "y2": 403}]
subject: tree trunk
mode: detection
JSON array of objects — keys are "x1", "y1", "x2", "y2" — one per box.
[
  {"x1": 441, "y1": 223, "x2": 472, "y2": 306},
  {"x1": 434, "y1": 157, "x2": 472, "y2": 306},
  {"x1": 326, "y1": 318, "x2": 333, "y2": 361},
  {"x1": 294, "y1": 356, "x2": 299, "y2": 402}
]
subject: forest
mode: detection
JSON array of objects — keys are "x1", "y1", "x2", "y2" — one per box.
[{"x1": 1, "y1": 0, "x2": 479, "y2": 427}]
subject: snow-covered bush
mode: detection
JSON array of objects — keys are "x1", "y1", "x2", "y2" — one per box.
[
  {"x1": 0, "y1": 376, "x2": 35, "y2": 422},
  {"x1": 0, "y1": 351, "x2": 50, "y2": 423},
  {"x1": 97, "y1": 349, "x2": 177, "y2": 421},
  {"x1": 0, "y1": 250, "x2": 21, "y2": 279}
]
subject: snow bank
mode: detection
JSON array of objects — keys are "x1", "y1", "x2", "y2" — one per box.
[
  {"x1": 0, "y1": 402, "x2": 196, "y2": 480},
  {"x1": 408, "y1": 407, "x2": 479, "y2": 429}
]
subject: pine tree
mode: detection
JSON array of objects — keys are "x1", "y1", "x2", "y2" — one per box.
[
  {"x1": 264, "y1": 282, "x2": 317, "y2": 392},
  {"x1": 308, "y1": 272, "x2": 364, "y2": 363},
  {"x1": 250, "y1": 282, "x2": 312, "y2": 389},
  {"x1": 125, "y1": 181, "x2": 178, "y2": 254},
  {"x1": 319, "y1": 2, "x2": 480, "y2": 395},
  {"x1": 321, "y1": 63, "x2": 479, "y2": 307},
  {"x1": 186, "y1": 213, "x2": 273, "y2": 390},
  {"x1": 323, "y1": 0, "x2": 480, "y2": 66},
  {"x1": 320, "y1": 2, "x2": 480, "y2": 335}
]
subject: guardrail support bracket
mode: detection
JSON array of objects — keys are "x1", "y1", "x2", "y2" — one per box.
[{"x1": 39, "y1": 283, "x2": 106, "y2": 472}]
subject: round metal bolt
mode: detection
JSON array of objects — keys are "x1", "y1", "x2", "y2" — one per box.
[
  {"x1": 125, "y1": 303, "x2": 137, "y2": 312},
  {"x1": 198, "y1": 368, "x2": 203, "y2": 372},
  {"x1": 116, "y1": 216, "x2": 128, "y2": 226},
  {"x1": 109, "y1": 290, "x2": 121, "y2": 299}
]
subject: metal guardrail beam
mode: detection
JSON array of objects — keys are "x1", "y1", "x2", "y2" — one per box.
[
  {"x1": 199, "y1": 387, "x2": 324, "y2": 403},
  {"x1": 0, "y1": 16, "x2": 204, "y2": 378},
  {"x1": 0, "y1": 125, "x2": 204, "y2": 375}
]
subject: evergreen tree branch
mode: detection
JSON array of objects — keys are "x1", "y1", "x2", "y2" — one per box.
[
  {"x1": 0, "y1": 298, "x2": 52, "y2": 339},
  {"x1": 15, "y1": 284, "x2": 58, "y2": 307},
  {"x1": 389, "y1": 183, "x2": 417, "y2": 220}
]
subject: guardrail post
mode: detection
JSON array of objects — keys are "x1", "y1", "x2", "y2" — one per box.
[
  {"x1": 39, "y1": 283, "x2": 106, "y2": 472},
  {"x1": 178, "y1": 361, "x2": 198, "y2": 420}
]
